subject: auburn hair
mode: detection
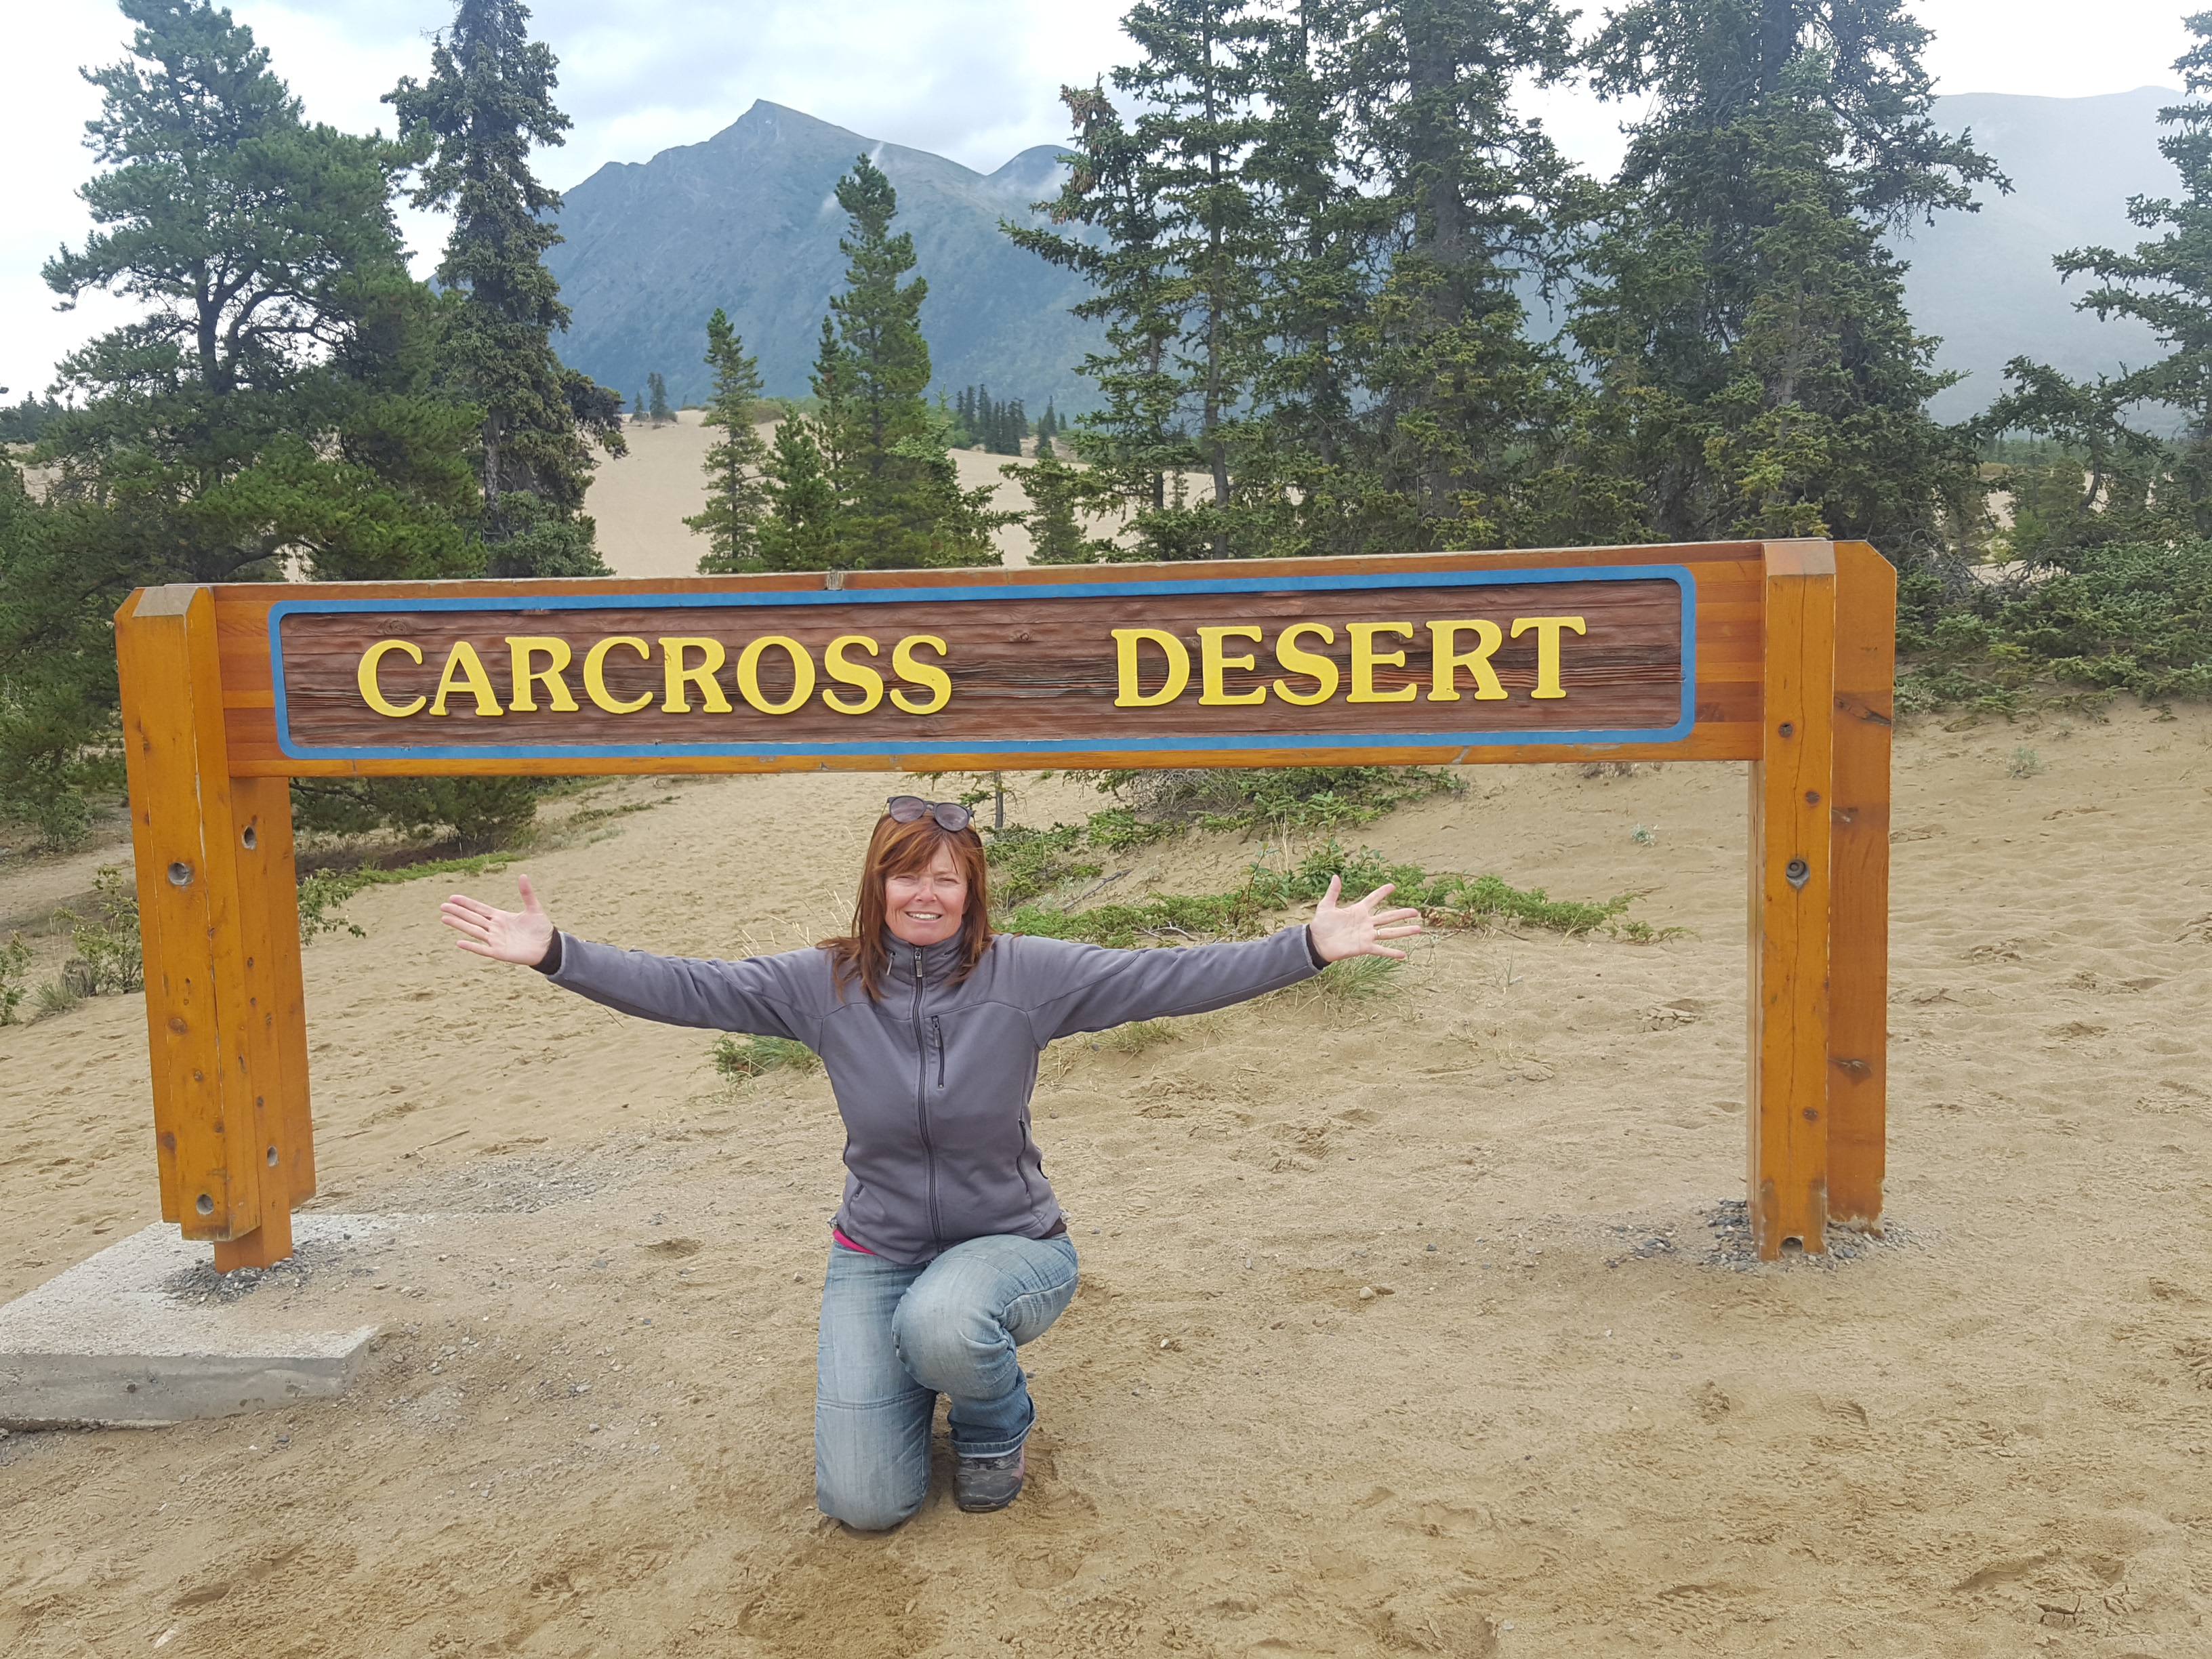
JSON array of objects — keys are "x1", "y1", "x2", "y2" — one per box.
[{"x1": 820, "y1": 812, "x2": 994, "y2": 1000}]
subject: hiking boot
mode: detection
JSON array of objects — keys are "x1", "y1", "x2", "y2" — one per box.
[{"x1": 954, "y1": 1448, "x2": 1025, "y2": 1513}]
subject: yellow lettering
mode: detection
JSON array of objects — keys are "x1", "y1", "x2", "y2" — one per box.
[
  {"x1": 429, "y1": 641, "x2": 503, "y2": 718},
  {"x1": 1196, "y1": 625, "x2": 1267, "y2": 706},
  {"x1": 582, "y1": 636, "x2": 653, "y2": 714},
  {"x1": 1426, "y1": 619, "x2": 1507, "y2": 702},
  {"x1": 356, "y1": 638, "x2": 426, "y2": 718},
  {"x1": 659, "y1": 636, "x2": 732, "y2": 714},
  {"x1": 1347, "y1": 621, "x2": 1417, "y2": 703},
  {"x1": 1111, "y1": 628, "x2": 1190, "y2": 708},
  {"x1": 504, "y1": 636, "x2": 579, "y2": 713},
  {"x1": 889, "y1": 634, "x2": 952, "y2": 715},
  {"x1": 1511, "y1": 615, "x2": 1586, "y2": 699},
  {"x1": 735, "y1": 635, "x2": 816, "y2": 715},
  {"x1": 1271, "y1": 622, "x2": 1338, "y2": 706},
  {"x1": 822, "y1": 634, "x2": 885, "y2": 715}
]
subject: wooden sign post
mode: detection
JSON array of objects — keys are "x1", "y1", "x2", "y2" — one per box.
[{"x1": 114, "y1": 539, "x2": 1891, "y2": 1269}]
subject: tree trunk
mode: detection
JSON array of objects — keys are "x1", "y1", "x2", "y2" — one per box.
[{"x1": 1406, "y1": 10, "x2": 1467, "y2": 522}]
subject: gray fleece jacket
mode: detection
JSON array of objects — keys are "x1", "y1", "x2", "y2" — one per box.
[{"x1": 541, "y1": 924, "x2": 1325, "y2": 1264}]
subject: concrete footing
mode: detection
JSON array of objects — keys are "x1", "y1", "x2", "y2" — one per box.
[{"x1": 0, "y1": 1217, "x2": 386, "y2": 1428}]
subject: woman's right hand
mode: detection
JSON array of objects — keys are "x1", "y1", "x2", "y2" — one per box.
[{"x1": 440, "y1": 874, "x2": 557, "y2": 967}]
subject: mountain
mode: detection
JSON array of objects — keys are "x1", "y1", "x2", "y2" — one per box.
[
  {"x1": 546, "y1": 89, "x2": 2192, "y2": 432},
  {"x1": 1905, "y1": 87, "x2": 2177, "y2": 424},
  {"x1": 543, "y1": 101, "x2": 1101, "y2": 411}
]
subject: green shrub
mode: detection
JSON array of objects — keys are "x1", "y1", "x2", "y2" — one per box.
[
  {"x1": 1075, "y1": 765, "x2": 1463, "y2": 837},
  {"x1": 1900, "y1": 537, "x2": 2212, "y2": 708},
  {"x1": 1105, "y1": 1018, "x2": 1179, "y2": 1054},
  {"x1": 291, "y1": 776, "x2": 548, "y2": 853},
  {"x1": 970, "y1": 765, "x2": 1463, "y2": 910},
  {"x1": 1313, "y1": 956, "x2": 1403, "y2": 1004},
  {"x1": 711, "y1": 1033, "x2": 820, "y2": 1081},
  {"x1": 0, "y1": 932, "x2": 31, "y2": 1024},
  {"x1": 53, "y1": 865, "x2": 142, "y2": 994},
  {"x1": 1248, "y1": 842, "x2": 1634, "y2": 935},
  {"x1": 35, "y1": 978, "x2": 82, "y2": 1018},
  {"x1": 298, "y1": 869, "x2": 370, "y2": 942},
  {"x1": 983, "y1": 821, "x2": 1106, "y2": 908},
  {"x1": 1004, "y1": 839, "x2": 1635, "y2": 947}
]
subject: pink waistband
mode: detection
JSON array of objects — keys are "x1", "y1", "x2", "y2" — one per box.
[{"x1": 831, "y1": 1225, "x2": 875, "y2": 1255}]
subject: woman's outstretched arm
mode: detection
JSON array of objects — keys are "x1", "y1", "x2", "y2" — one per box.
[
  {"x1": 439, "y1": 876, "x2": 819, "y2": 1042},
  {"x1": 1026, "y1": 877, "x2": 1422, "y2": 1042}
]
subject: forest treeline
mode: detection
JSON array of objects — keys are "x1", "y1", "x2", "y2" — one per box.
[{"x1": 4, "y1": 0, "x2": 2212, "y2": 848}]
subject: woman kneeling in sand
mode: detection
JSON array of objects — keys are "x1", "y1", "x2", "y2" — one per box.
[{"x1": 440, "y1": 797, "x2": 1418, "y2": 1528}]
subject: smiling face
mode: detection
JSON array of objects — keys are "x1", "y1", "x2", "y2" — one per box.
[{"x1": 882, "y1": 844, "x2": 969, "y2": 947}]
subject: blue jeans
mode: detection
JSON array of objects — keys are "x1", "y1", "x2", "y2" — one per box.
[{"x1": 814, "y1": 1231, "x2": 1079, "y2": 1530}]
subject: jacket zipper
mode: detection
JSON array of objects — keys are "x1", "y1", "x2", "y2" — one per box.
[
  {"x1": 930, "y1": 1015, "x2": 945, "y2": 1088},
  {"x1": 912, "y1": 946, "x2": 941, "y2": 1249}
]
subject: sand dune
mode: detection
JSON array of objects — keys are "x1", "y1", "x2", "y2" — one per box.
[
  {"x1": 588, "y1": 411, "x2": 1044, "y2": 576},
  {"x1": 1, "y1": 701, "x2": 2209, "y2": 1654}
]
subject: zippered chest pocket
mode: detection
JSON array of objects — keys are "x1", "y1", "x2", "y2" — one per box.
[{"x1": 929, "y1": 1015, "x2": 945, "y2": 1088}]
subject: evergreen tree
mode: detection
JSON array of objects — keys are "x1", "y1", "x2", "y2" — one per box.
[
  {"x1": 386, "y1": 0, "x2": 626, "y2": 578},
  {"x1": 754, "y1": 415, "x2": 842, "y2": 570},
  {"x1": 269, "y1": 274, "x2": 489, "y2": 581},
  {"x1": 632, "y1": 389, "x2": 647, "y2": 424},
  {"x1": 1568, "y1": 0, "x2": 2001, "y2": 555},
  {"x1": 22, "y1": 0, "x2": 488, "y2": 840},
  {"x1": 1006, "y1": 453, "x2": 1103, "y2": 562},
  {"x1": 809, "y1": 314, "x2": 853, "y2": 481},
  {"x1": 1019, "y1": 4, "x2": 1590, "y2": 558},
  {"x1": 687, "y1": 308, "x2": 771, "y2": 572},
  {"x1": 647, "y1": 371, "x2": 672, "y2": 424},
  {"x1": 39, "y1": 0, "x2": 475, "y2": 585},
  {"x1": 823, "y1": 157, "x2": 934, "y2": 497},
  {"x1": 786, "y1": 155, "x2": 1004, "y2": 569},
  {"x1": 0, "y1": 459, "x2": 127, "y2": 845},
  {"x1": 2020, "y1": 12, "x2": 2212, "y2": 540},
  {"x1": 1328, "y1": 0, "x2": 1592, "y2": 550},
  {"x1": 1011, "y1": 82, "x2": 1200, "y2": 550},
  {"x1": 0, "y1": 393, "x2": 69, "y2": 445},
  {"x1": 1231, "y1": 0, "x2": 1371, "y2": 550},
  {"x1": 1120, "y1": 0, "x2": 1275, "y2": 541},
  {"x1": 971, "y1": 388, "x2": 1034, "y2": 455}
]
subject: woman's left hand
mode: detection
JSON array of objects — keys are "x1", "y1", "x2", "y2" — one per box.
[{"x1": 1307, "y1": 875, "x2": 1424, "y2": 962}]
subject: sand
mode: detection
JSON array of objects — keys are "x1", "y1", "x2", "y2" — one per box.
[
  {"x1": 1, "y1": 695, "x2": 2209, "y2": 1654},
  {"x1": 588, "y1": 412, "x2": 1046, "y2": 575}
]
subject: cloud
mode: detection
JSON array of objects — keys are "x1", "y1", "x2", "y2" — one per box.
[{"x1": 2, "y1": 0, "x2": 1128, "y2": 394}]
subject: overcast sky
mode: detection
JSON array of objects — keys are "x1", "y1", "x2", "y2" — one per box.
[{"x1": 3, "y1": 0, "x2": 2200, "y2": 398}]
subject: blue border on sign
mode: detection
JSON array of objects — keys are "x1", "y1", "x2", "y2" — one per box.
[{"x1": 267, "y1": 564, "x2": 1698, "y2": 761}]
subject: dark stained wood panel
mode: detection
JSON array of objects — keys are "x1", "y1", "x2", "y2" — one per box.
[
  {"x1": 194, "y1": 544, "x2": 1776, "y2": 774},
  {"x1": 268, "y1": 571, "x2": 1691, "y2": 760}
]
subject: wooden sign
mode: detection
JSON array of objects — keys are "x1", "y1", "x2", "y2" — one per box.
[
  {"x1": 268, "y1": 565, "x2": 1693, "y2": 763},
  {"x1": 115, "y1": 542, "x2": 1893, "y2": 1273}
]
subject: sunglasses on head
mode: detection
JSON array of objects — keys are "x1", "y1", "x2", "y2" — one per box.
[{"x1": 885, "y1": 796, "x2": 974, "y2": 832}]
